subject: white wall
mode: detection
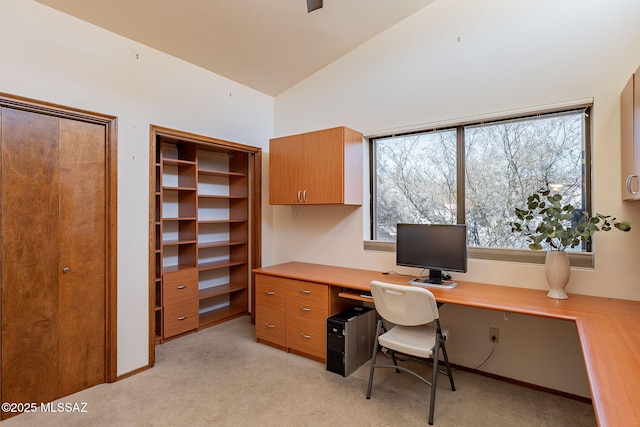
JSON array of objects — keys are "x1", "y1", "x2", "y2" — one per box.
[
  {"x1": 272, "y1": 0, "x2": 640, "y2": 396},
  {"x1": 1, "y1": 0, "x2": 274, "y2": 376}
]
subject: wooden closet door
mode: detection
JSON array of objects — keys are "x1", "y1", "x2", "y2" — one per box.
[
  {"x1": 0, "y1": 108, "x2": 107, "y2": 407},
  {"x1": 1, "y1": 108, "x2": 61, "y2": 404},
  {"x1": 58, "y1": 118, "x2": 106, "y2": 396}
]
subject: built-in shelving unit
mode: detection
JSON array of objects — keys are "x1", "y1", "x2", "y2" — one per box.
[{"x1": 150, "y1": 126, "x2": 261, "y2": 351}]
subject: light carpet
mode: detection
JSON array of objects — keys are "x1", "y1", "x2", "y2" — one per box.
[{"x1": 3, "y1": 316, "x2": 596, "y2": 426}]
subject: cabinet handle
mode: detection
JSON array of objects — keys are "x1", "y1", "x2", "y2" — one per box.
[
  {"x1": 264, "y1": 323, "x2": 275, "y2": 329},
  {"x1": 177, "y1": 316, "x2": 187, "y2": 321},
  {"x1": 299, "y1": 289, "x2": 311, "y2": 294},
  {"x1": 62, "y1": 267, "x2": 70, "y2": 273},
  {"x1": 177, "y1": 285, "x2": 187, "y2": 289},
  {"x1": 303, "y1": 190, "x2": 307, "y2": 202},
  {"x1": 626, "y1": 175, "x2": 638, "y2": 195},
  {"x1": 300, "y1": 333, "x2": 312, "y2": 339},
  {"x1": 297, "y1": 190, "x2": 301, "y2": 202},
  {"x1": 264, "y1": 291, "x2": 275, "y2": 295},
  {"x1": 299, "y1": 306, "x2": 311, "y2": 312}
]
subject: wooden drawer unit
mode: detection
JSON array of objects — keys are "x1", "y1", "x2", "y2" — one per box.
[
  {"x1": 285, "y1": 280, "x2": 329, "y2": 359},
  {"x1": 163, "y1": 269, "x2": 198, "y2": 302},
  {"x1": 254, "y1": 273, "x2": 352, "y2": 362},
  {"x1": 286, "y1": 280, "x2": 328, "y2": 323},
  {"x1": 286, "y1": 318, "x2": 327, "y2": 360},
  {"x1": 255, "y1": 274, "x2": 286, "y2": 346},
  {"x1": 164, "y1": 299, "x2": 199, "y2": 338},
  {"x1": 163, "y1": 269, "x2": 199, "y2": 338}
]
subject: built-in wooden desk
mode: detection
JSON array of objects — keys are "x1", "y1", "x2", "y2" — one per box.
[{"x1": 253, "y1": 261, "x2": 640, "y2": 427}]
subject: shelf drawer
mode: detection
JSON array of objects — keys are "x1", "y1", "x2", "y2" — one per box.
[
  {"x1": 255, "y1": 275, "x2": 286, "y2": 346},
  {"x1": 285, "y1": 297, "x2": 327, "y2": 323},
  {"x1": 285, "y1": 279, "x2": 328, "y2": 305},
  {"x1": 286, "y1": 318, "x2": 326, "y2": 360},
  {"x1": 163, "y1": 268, "x2": 198, "y2": 303},
  {"x1": 164, "y1": 299, "x2": 199, "y2": 338}
]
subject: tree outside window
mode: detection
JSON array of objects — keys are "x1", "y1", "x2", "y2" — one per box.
[{"x1": 372, "y1": 108, "x2": 589, "y2": 252}]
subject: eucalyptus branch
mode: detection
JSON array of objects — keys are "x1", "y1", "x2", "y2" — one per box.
[{"x1": 510, "y1": 189, "x2": 631, "y2": 251}]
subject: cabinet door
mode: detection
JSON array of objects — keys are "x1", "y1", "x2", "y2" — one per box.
[
  {"x1": 302, "y1": 128, "x2": 344, "y2": 204},
  {"x1": 621, "y1": 69, "x2": 640, "y2": 201},
  {"x1": 269, "y1": 135, "x2": 303, "y2": 204}
]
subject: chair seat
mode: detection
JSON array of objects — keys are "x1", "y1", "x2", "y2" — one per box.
[{"x1": 378, "y1": 325, "x2": 449, "y2": 359}]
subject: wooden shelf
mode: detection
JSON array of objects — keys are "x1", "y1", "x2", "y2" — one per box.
[
  {"x1": 198, "y1": 240, "x2": 246, "y2": 249},
  {"x1": 198, "y1": 283, "x2": 246, "y2": 301},
  {"x1": 152, "y1": 126, "x2": 260, "y2": 349},
  {"x1": 197, "y1": 194, "x2": 246, "y2": 200},
  {"x1": 162, "y1": 264, "x2": 197, "y2": 274},
  {"x1": 163, "y1": 217, "x2": 197, "y2": 221},
  {"x1": 163, "y1": 185, "x2": 197, "y2": 191},
  {"x1": 198, "y1": 219, "x2": 246, "y2": 224},
  {"x1": 162, "y1": 239, "x2": 197, "y2": 246},
  {"x1": 199, "y1": 305, "x2": 247, "y2": 329},
  {"x1": 198, "y1": 260, "x2": 246, "y2": 271},
  {"x1": 162, "y1": 158, "x2": 196, "y2": 166},
  {"x1": 198, "y1": 168, "x2": 246, "y2": 178}
]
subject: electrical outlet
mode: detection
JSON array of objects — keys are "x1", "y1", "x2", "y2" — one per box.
[{"x1": 489, "y1": 327, "x2": 500, "y2": 344}]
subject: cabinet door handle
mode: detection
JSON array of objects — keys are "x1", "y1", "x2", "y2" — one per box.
[
  {"x1": 300, "y1": 333, "x2": 312, "y2": 339},
  {"x1": 264, "y1": 291, "x2": 275, "y2": 295},
  {"x1": 297, "y1": 190, "x2": 301, "y2": 202},
  {"x1": 299, "y1": 289, "x2": 311, "y2": 294},
  {"x1": 299, "y1": 306, "x2": 311, "y2": 312},
  {"x1": 626, "y1": 175, "x2": 638, "y2": 195},
  {"x1": 264, "y1": 323, "x2": 275, "y2": 329},
  {"x1": 177, "y1": 285, "x2": 187, "y2": 289},
  {"x1": 303, "y1": 190, "x2": 307, "y2": 202},
  {"x1": 177, "y1": 316, "x2": 187, "y2": 321}
]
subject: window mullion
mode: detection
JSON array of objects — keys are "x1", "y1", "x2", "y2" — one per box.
[{"x1": 456, "y1": 126, "x2": 465, "y2": 224}]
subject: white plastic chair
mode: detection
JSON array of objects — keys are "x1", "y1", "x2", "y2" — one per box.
[{"x1": 366, "y1": 281, "x2": 456, "y2": 425}]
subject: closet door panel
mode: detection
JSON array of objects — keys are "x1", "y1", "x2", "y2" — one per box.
[
  {"x1": 0, "y1": 108, "x2": 60, "y2": 403},
  {"x1": 58, "y1": 118, "x2": 106, "y2": 396}
]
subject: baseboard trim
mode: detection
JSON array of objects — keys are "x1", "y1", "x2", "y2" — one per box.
[
  {"x1": 116, "y1": 364, "x2": 152, "y2": 381},
  {"x1": 452, "y1": 362, "x2": 592, "y2": 404}
]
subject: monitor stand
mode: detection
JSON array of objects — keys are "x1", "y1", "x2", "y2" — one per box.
[{"x1": 409, "y1": 278, "x2": 458, "y2": 289}]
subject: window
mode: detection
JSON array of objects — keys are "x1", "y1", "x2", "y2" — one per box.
[{"x1": 371, "y1": 107, "x2": 591, "y2": 253}]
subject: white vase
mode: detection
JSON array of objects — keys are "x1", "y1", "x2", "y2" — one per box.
[{"x1": 544, "y1": 251, "x2": 570, "y2": 299}]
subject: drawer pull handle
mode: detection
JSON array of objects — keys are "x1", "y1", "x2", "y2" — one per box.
[
  {"x1": 300, "y1": 306, "x2": 311, "y2": 312},
  {"x1": 264, "y1": 291, "x2": 275, "y2": 295},
  {"x1": 177, "y1": 285, "x2": 187, "y2": 289},
  {"x1": 177, "y1": 316, "x2": 187, "y2": 321},
  {"x1": 299, "y1": 289, "x2": 311, "y2": 294},
  {"x1": 264, "y1": 323, "x2": 275, "y2": 329},
  {"x1": 300, "y1": 333, "x2": 312, "y2": 339}
]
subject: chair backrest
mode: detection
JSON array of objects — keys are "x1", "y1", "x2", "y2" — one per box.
[{"x1": 369, "y1": 281, "x2": 440, "y2": 326}]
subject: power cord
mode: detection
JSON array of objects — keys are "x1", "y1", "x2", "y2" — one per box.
[{"x1": 472, "y1": 336, "x2": 496, "y2": 370}]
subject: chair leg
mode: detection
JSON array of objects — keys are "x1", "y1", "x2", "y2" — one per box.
[
  {"x1": 440, "y1": 340, "x2": 456, "y2": 391},
  {"x1": 428, "y1": 340, "x2": 440, "y2": 425},
  {"x1": 389, "y1": 350, "x2": 401, "y2": 373},
  {"x1": 366, "y1": 318, "x2": 383, "y2": 399}
]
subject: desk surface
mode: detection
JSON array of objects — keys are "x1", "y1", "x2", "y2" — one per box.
[{"x1": 254, "y1": 261, "x2": 640, "y2": 427}]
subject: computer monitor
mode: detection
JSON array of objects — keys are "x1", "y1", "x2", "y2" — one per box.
[{"x1": 396, "y1": 223, "x2": 467, "y2": 288}]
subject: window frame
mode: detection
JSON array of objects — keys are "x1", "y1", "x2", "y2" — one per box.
[{"x1": 367, "y1": 103, "x2": 594, "y2": 267}]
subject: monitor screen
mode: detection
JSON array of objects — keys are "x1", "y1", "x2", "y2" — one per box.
[{"x1": 396, "y1": 223, "x2": 467, "y2": 285}]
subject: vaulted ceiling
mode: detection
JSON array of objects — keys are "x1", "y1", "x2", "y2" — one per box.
[{"x1": 36, "y1": 0, "x2": 436, "y2": 96}]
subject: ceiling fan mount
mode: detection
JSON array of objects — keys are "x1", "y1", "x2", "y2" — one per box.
[{"x1": 307, "y1": 0, "x2": 323, "y2": 13}]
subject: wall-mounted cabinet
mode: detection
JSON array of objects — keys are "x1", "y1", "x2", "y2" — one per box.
[
  {"x1": 151, "y1": 126, "x2": 261, "y2": 350},
  {"x1": 621, "y1": 65, "x2": 640, "y2": 201},
  {"x1": 269, "y1": 126, "x2": 363, "y2": 205}
]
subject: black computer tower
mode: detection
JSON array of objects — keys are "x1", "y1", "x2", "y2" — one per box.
[{"x1": 326, "y1": 306, "x2": 376, "y2": 377}]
